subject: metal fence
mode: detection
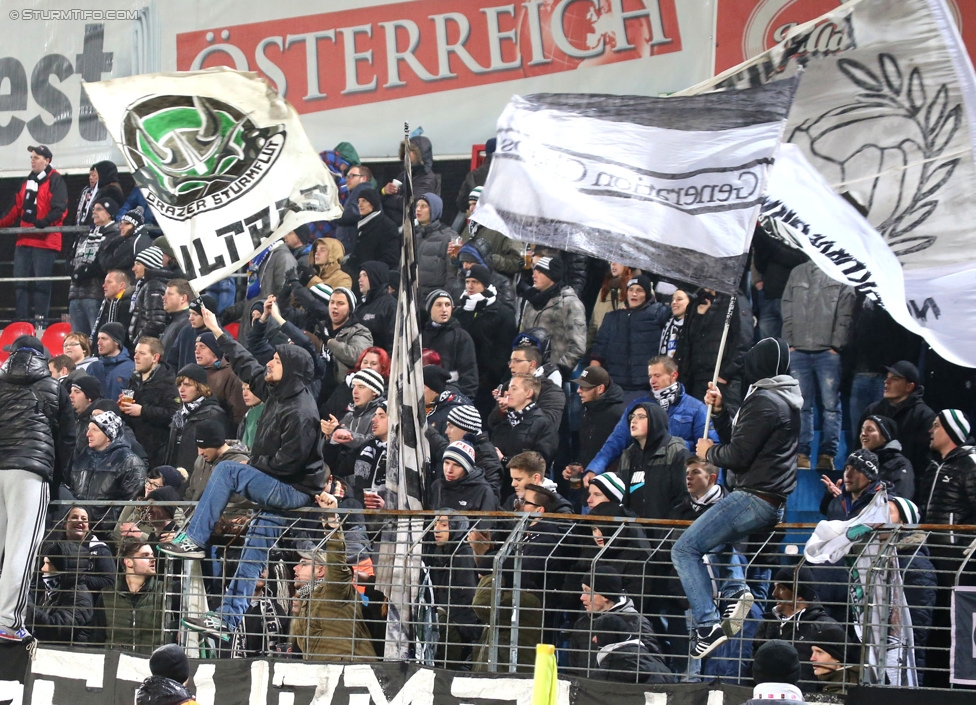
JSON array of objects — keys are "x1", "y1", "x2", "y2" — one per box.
[{"x1": 24, "y1": 500, "x2": 976, "y2": 692}]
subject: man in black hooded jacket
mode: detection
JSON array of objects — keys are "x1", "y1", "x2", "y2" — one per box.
[
  {"x1": 160, "y1": 305, "x2": 325, "y2": 640},
  {"x1": 0, "y1": 335, "x2": 75, "y2": 642},
  {"x1": 617, "y1": 402, "x2": 690, "y2": 520},
  {"x1": 354, "y1": 261, "x2": 397, "y2": 353},
  {"x1": 672, "y1": 337, "x2": 802, "y2": 660}
]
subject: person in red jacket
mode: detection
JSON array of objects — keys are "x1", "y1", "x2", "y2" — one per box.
[{"x1": 0, "y1": 145, "x2": 68, "y2": 324}]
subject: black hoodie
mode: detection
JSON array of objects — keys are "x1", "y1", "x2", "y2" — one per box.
[
  {"x1": 580, "y1": 382, "x2": 625, "y2": 467},
  {"x1": 218, "y1": 334, "x2": 326, "y2": 495},
  {"x1": 617, "y1": 402, "x2": 690, "y2": 520},
  {"x1": 428, "y1": 462, "x2": 498, "y2": 515},
  {"x1": 422, "y1": 512, "x2": 482, "y2": 642},
  {"x1": 353, "y1": 261, "x2": 397, "y2": 353}
]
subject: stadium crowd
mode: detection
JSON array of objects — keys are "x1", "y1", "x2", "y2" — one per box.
[{"x1": 0, "y1": 139, "x2": 974, "y2": 697}]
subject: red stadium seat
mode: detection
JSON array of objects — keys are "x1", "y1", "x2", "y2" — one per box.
[
  {"x1": 41, "y1": 322, "x2": 73, "y2": 357},
  {"x1": 0, "y1": 322, "x2": 37, "y2": 364},
  {"x1": 224, "y1": 321, "x2": 240, "y2": 339}
]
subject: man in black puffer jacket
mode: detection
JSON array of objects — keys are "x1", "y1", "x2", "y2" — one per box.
[
  {"x1": 673, "y1": 337, "x2": 802, "y2": 660},
  {"x1": 354, "y1": 261, "x2": 397, "y2": 354},
  {"x1": 0, "y1": 335, "x2": 75, "y2": 642},
  {"x1": 160, "y1": 306, "x2": 325, "y2": 640},
  {"x1": 128, "y1": 246, "x2": 171, "y2": 345},
  {"x1": 423, "y1": 289, "x2": 479, "y2": 399}
]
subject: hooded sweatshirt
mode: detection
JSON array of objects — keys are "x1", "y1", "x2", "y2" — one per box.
[
  {"x1": 617, "y1": 402, "x2": 691, "y2": 519},
  {"x1": 707, "y1": 338, "x2": 803, "y2": 498},
  {"x1": 353, "y1": 261, "x2": 397, "y2": 353},
  {"x1": 416, "y1": 192, "x2": 455, "y2": 300}
]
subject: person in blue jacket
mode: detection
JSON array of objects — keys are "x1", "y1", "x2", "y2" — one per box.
[{"x1": 585, "y1": 355, "x2": 718, "y2": 483}]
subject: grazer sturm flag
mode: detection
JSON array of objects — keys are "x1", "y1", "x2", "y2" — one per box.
[
  {"x1": 763, "y1": 144, "x2": 976, "y2": 369},
  {"x1": 380, "y1": 129, "x2": 430, "y2": 662},
  {"x1": 681, "y1": 0, "x2": 976, "y2": 338},
  {"x1": 83, "y1": 68, "x2": 343, "y2": 291},
  {"x1": 470, "y1": 79, "x2": 798, "y2": 294}
]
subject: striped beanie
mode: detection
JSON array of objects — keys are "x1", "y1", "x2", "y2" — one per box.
[
  {"x1": 447, "y1": 405, "x2": 482, "y2": 434},
  {"x1": 309, "y1": 283, "x2": 333, "y2": 303},
  {"x1": 890, "y1": 496, "x2": 920, "y2": 526},
  {"x1": 352, "y1": 368, "x2": 385, "y2": 397},
  {"x1": 939, "y1": 408, "x2": 971, "y2": 446},
  {"x1": 333, "y1": 287, "x2": 357, "y2": 314},
  {"x1": 468, "y1": 186, "x2": 483, "y2": 203},
  {"x1": 135, "y1": 246, "x2": 164, "y2": 270},
  {"x1": 443, "y1": 440, "x2": 476, "y2": 475},
  {"x1": 590, "y1": 472, "x2": 626, "y2": 504}
]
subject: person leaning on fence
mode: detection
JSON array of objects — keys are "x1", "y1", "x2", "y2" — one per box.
[
  {"x1": 26, "y1": 540, "x2": 94, "y2": 645},
  {"x1": 809, "y1": 622, "x2": 860, "y2": 694},
  {"x1": 160, "y1": 304, "x2": 326, "y2": 642},
  {"x1": 673, "y1": 337, "x2": 802, "y2": 659},
  {"x1": 289, "y1": 492, "x2": 376, "y2": 661},
  {"x1": 751, "y1": 565, "x2": 839, "y2": 687},
  {"x1": 819, "y1": 449, "x2": 886, "y2": 521},
  {"x1": 569, "y1": 563, "x2": 672, "y2": 682},
  {"x1": 103, "y1": 540, "x2": 167, "y2": 655}
]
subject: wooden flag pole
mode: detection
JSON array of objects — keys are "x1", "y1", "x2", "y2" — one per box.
[{"x1": 701, "y1": 294, "x2": 737, "y2": 442}]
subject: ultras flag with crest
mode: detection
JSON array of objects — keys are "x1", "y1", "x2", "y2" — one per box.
[
  {"x1": 470, "y1": 79, "x2": 798, "y2": 294},
  {"x1": 83, "y1": 68, "x2": 342, "y2": 291},
  {"x1": 380, "y1": 128, "x2": 432, "y2": 663}
]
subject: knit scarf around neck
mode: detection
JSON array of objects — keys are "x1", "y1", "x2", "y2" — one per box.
[
  {"x1": 690, "y1": 484, "x2": 723, "y2": 513},
  {"x1": 23, "y1": 166, "x2": 51, "y2": 221},
  {"x1": 523, "y1": 284, "x2": 560, "y2": 310},
  {"x1": 461, "y1": 285, "x2": 497, "y2": 312},
  {"x1": 506, "y1": 401, "x2": 537, "y2": 427},
  {"x1": 653, "y1": 382, "x2": 680, "y2": 411},
  {"x1": 174, "y1": 397, "x2": 206, "y2": 430}
]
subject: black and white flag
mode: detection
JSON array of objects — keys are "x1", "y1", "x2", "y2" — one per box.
[
  {"x1": 380, "y1": 129, "x2": 431, "y2": 663},
  {"x1": 471, "y1": 81, "x2": 797, "y2": 293}
]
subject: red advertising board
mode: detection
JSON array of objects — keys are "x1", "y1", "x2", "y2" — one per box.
[
  {"x1": 176, "y1": 0, "x2": 682, "y2": 114},
  {"x1": 715, "y1": 0, "x2": 976, "y2": 73}
]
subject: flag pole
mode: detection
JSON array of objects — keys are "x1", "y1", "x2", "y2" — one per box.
[{"x1": 701, "y1": 294, "x2": 737, "y2": 441}]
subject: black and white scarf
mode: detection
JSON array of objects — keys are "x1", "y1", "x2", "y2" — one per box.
[
  {"x1": 461, "y1": 284, "x2": 497, "y2": 312},
  {"x1": 652, "y1": 382, "x2": 680, "y2": 411},
  {"x1": 173, "y1": 397, "x2": 206, "y2": 431},
  {"x1": 22, "y1": 166, "x2": 51, "y2": 222},
  {"x1": 689, "y1": 484, "x2": 723, "y2": 513},
  {"x1": 659, "y1": 315, "x2": 683, "y2": 356},
  {"x1": 506, "y1": 401, "x2": 537, "y2": 427}
]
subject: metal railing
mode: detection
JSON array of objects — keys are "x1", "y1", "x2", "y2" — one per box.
[{"x1": 22, "y1": 500, "x2": 975, "y2": 692}]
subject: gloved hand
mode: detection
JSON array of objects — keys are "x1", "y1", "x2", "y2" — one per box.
[
  {"x1": 21, "y1": 210, "x2": 36, "y2": 224},
  {"x1": 296, "y1": 260, "x2": 315, "y2": 286}
]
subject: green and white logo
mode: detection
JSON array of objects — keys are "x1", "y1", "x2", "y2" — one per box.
[{"x1": 121, "y1": 95, "x2": 285, "y2": 221}]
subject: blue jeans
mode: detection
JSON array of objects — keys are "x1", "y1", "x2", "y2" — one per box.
[
  {"x1": 754, "y1": 289, "x2": 783, "y2": 341},
  {"x1": 69, "y1": 298, "x2": 101, "y2": 337},
  {"x1": 13, "y1": 246, "x2": 56, "y2": 322},
  {"x1": 671, "y1": 491, "x2": 782, "y2": 627},
  {"x1": 790, "y1": 350, "x2": 842, "y2": 457},
  {"x1": 849, "y1": 372, "x2": 885, "y2": 441},
  {"x1": 185, "y1": 461, "x2": 312, "y2": 628}
]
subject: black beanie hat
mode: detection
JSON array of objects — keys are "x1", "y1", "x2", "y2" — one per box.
[
  {"x1": 147, "y1": 486, "x2": 180, "y2": 519},
  {"x1": 588, "y1": 563, "x2": 623, "y2": 601},
  {"x1": 811, "y1": 622, "x2": 850, "y2": 664},
  {"x1": 772, "y1": 565, "x2": 817, "y2": 602},
  {"x1": 71, "y1": 374, "x2": 103, "y2": 402},
  {"x1": 194, "y1": 419, "x2": 226, "y2": 448},
  {"x1": 625, "y1": 274, "x2": 653, "y2": 302},
  {"x1": 358, "y1": 187, "x2": 382, "y2": 212},
  {"x1": 865, "y1": 415, "x2": 898, "y2": 443},
  {"x1": 149, "y1": 643, "x2": 190, "y2": 683},
  {"x1": 98, "y1": 322, "x2": 126, "y2": 349},
  {"x1": 845, "y1": 448, "x2": 880, "y2": 481},
  {"x1": 533, "y1": 255, "x2": 564, "y2": 283},
  {"x1": 177, "y1": 363, "x2": 209, "y2": 387},
  {"x1": 753, "y1": 639, "x2": 801, "y2": 686},
  {"x1": 96, "y1": 198, "x2": 119, "y2": 219},
  {"x1": 465, "y1": 264, "x2": 492, "y2": 288},
  {"x1": 423, "y1": 365, "x2": 451, "y2": 395}
]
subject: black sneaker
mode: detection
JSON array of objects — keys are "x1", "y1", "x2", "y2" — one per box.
[
  {"x1": 158, "y1": 533, "x2": 206, "y2": 559},
  {"x1": 720, "y1": 589, "x2": 754, "y2": 637},
  {"x1": 182, "y1": 611, "x2": 231, "y2": 643},
  {"x1": 691, "y1": 624, "x2": 727, "y2": 659}
]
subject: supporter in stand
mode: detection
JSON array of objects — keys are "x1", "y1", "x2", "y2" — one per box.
[
  {"x1": 103, "y1": 540, "x2": 167, "y2": 655},
  {"x1": 27, "y1": 541, "x2": 94, "y2": 644},
  {"x1": 63, "y1": 332, "x2": 98, "y2": 373},
  {"x1": 0, "y1": 145, "x2": 68, "y2": 324},
  {"x1": 120, "y1": 337, "x2": 180, "y2": 468},
  {"x1": 128, "y1": 247, "x2": 170, "y2": 345},
  {"x1": 165, "y1": 364, "x2": 226, "y2": 473}
]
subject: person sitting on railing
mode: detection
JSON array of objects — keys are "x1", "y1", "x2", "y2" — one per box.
[
  {"x1": 103, "y1": 539, "x2": 168, "y2": 655},
  {"x1": 27, "y1": 541, "x2": 94, "y2": 645},
  {"x1": 569, "y1": 563, "x2": 671, "y2": 683},
  {"x1": 752, "y1": 566, "x2": 840, "y2": 688},
  {"x1": 809, "y1": 622, "x2": 860, "y2": 694},
  {"x1": 160, "y1": 304, "x2": 326, "y2": 643},
  {"x1": 423, "y1": 511, "x2": 482, "y2": 666},
  {"x1": 674, "y1": 338, "x2": 802, "y2": 659},
  {"x1": 289, "y1": 492, "x2": 376, "y2": 661},
  {"x1": 819, "y1": 449, "x2": 886, "y2": 521}
]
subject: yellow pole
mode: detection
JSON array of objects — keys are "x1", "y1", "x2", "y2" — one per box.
[{"x1": 531, "y1": 643, "x2": 558, "y2": 705}]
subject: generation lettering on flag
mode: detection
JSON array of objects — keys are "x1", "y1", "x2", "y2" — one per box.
[{"x1": 471, "y1": 81, "x2": 797, "y2": 294}]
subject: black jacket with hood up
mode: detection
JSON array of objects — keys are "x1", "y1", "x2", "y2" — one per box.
[
  {"x1": 353, "y1": 261, "x2": 397, "y2": 354},
  {"x1": 706, "y1": 338, "x2": 802, "y2": 499},
  {"x1": 218, "y1": 333, "x2": 326, "y2": 495},
  {"x1": 617, "y1": 402, "x2": 691, "y2": 520},
  {"x1": 423, "y1": 316, "x2": 479, "y2": 399}
]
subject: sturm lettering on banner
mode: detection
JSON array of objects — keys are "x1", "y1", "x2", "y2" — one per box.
[
  {"x1": 498, "y1": 132, "x2": 764, "y2": 214},
  {"x1": 178, "y1": 185, "x2": 331, "y2": 280}
]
